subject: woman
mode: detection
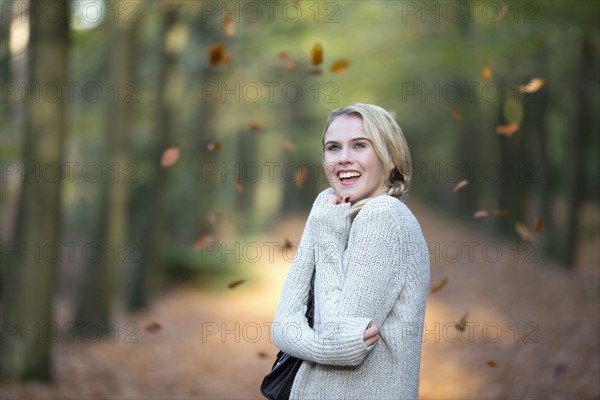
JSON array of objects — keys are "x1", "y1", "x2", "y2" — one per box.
[{"x1": 272, "y1": 103, "x2": 430, "y2": 399}]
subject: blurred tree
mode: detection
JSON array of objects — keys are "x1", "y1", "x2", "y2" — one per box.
[
  {"x1": 562, "y1": 35, "x2": 594, "y2": 267},
  {"x1": 75, "y1": 0, "x2": 140, "y2": 332},
  {"x1": 128, "y1": 4, "x2": 180, "y2": 309},
  {"x1": 0, "y1": 0, "x2": 11, "y2": 83},
  {"x1": 0, "y1": 0, "x2": 69, "y2": 380}
]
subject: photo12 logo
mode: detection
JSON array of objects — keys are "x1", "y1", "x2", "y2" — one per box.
[
  {"x1": 201, "y1": 1, "x2": 340, "y2": 24},
  {"x1": 202, "y1": 81, "x2": 339, "y2": 104},
  {"x1": 1, "y1": 1, "x2": 140, "y2": 26}
]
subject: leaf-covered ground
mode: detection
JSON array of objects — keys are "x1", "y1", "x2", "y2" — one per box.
[{"x1": 1, "y1": 203, "x2": 598, "y2": 399}]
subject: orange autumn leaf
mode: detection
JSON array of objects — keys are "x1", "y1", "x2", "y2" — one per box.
[
  {"x1": 487, "y1": 360, "x2": 498, "y2": 368},
  {"x1": 496, "y1": 122, "x2": 519, "y2": 137},
  {"x1": 481, "y1": 66, "x2": 493, "y2": 80},
  {"x1": 161, "y1": 147, "x2": 180, "y2": 167},
  {"x1": 278, "y1": 52, "x2": 297, "y2": 71},
  {"x1": 194, "y1": 234, "x2": 215, "y2": 250},
  {"x1": 295, "y1": 167, "x2": 307, "y2": 188},
  {"x1": 455, "y1": 312, "x2": 469, "y2": 332},
  {"x1": 494, "y1": 209, "x2": 511, "y2": 217},
  {"x1": 495, "y1": 4, "x2": 509, "y2": 22},
  {"x1": 222, "y1": 15, "x2": 235, "y2": 37},
  {"x1": 451, "y1": 106, "x2": 463, "y2": 121},
  {"x1": 473, "y1": 210, "x2": 489, "y2": 219},
  {"x1": 207, "y1": 42, "x2": 230, "y2": 66},
  {"x1": 207, "y1": 142, "x2": 222, "y2": 153},
  {"x1": 533, "y1": 217, "x2": 544, "y2": 232},
  {"x1": 515, "y1": 222, "x2": 536, "y2": 241},
  {"x1": 310, "y1": 43, "x2": 323, "y2": 66},
  {"x1": 227, "y1": 279, "x2": 246, "y2": 289},
  {"x1": 330, "y1": 59, "x2": 350, "y2": 74},
  {"x1": 145, "y1": 322, "x2": 162, "y2": 333},
  {"x1": 282, "y1": 139, "x2": 296, "y2": 153},
  {"x1": 235, "y1": 178, "x2": 244, "y2": 192},
  {"x1": 430, "y1": 278, "x2": 448, "y2": 294},
  {"x1": 519, "y1": 78, "x2": 545, "y2": 94},
  {"x1": 249, "y1": 122, "x2": 263, "y2": 134},
  {"x1": 453, "y1": 180, "x2": 469, "y2": 192}
]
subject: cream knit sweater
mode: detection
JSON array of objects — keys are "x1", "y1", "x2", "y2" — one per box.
[{"x1": 272, "y1": 188, "x2": 430, "y2": 400}]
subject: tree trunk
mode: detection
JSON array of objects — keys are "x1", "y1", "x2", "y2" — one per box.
[
  {"x1": 75, "y1": 0, "x2": 139, "y2": 332},
  {"x1": 128, "y1": 5, "x2": 179, "y2": 309},
  {"x1": 561, "y1": 36, "x2": 592, "y2": 267},
  {"x1": 0, "y1": 0, "x2": 69, "y2": 381}
]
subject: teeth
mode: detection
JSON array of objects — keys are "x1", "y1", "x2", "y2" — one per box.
[{"x1": 339, "y1": 171, "x2": 361, "y2": 179}]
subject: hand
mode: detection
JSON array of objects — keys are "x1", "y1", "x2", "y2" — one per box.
[
  {"x1": 363, "y1": 322, "x2": 380, "y2": 347},
  {"x1": 326, "y1": 195, "x2": 350, "y2": 205}
]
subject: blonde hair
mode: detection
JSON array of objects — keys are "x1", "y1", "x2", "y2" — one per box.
[{"x1": 322, "y1": 103, "x2": 412, "y2": 217}]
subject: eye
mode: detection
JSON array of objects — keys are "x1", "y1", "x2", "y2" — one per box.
[
  {"x1": 353, "y1": 142, "x2": 366, "y2": 149},
  {"x1": 325, "y1": 144, "x2": 340, "y2": 151}
]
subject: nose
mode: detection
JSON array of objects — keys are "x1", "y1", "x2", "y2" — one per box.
[{"x1": 338, "y1": 146, "x2": 353, "y2": 165}]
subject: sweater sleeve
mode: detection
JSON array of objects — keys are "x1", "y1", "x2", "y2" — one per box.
[
  {"x1": 272, "y1": 189, "x2": 373, "y2": 366},
  {"x1": 309, "y1": 195, "x2": 429, "y2": 366}
]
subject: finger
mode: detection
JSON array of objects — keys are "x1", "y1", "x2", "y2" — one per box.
[
  {"x1": 364, "y1": 333, "x2": 380, "y2": 347},
  {"x1": 326, "y1": 195, "x2": 341, "y2": 204},
  {"x1": 363, "y1": 326, "x2": 379, "y2": 340}
]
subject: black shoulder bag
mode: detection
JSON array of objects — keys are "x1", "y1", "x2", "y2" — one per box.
[{"x1": 260, "y1": 270, "x2": 315, "y2": 400}]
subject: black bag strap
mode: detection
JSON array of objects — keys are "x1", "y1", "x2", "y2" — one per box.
[{"x1": 305, "y1": 269, "x2": 316, "y2": 328}]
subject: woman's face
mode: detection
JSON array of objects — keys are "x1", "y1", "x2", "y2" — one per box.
[{"x1": 323, "y1": 114, "x2": 388, "y2": 202}]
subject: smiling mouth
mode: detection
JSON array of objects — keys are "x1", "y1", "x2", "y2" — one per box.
[{"x1": 337, "y1": 171, "x2": 362, "y2": 184}]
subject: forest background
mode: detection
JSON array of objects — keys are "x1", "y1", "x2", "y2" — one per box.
[{"x1": 0, "y1": 0, "x2": 598, "y2": 398}]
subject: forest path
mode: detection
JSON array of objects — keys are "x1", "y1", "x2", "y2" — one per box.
[{"x1": 1, "y1": 203, "x2": 598, "y2": 399}]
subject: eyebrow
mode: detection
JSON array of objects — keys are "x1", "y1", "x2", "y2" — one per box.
[{"x1": 324, "y1": 137, "x2": 372, "y2": 146}]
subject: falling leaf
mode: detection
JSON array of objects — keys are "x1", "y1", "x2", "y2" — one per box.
[
  {"x1": 455, "y1": 312, "x2": 469, "y2": 332},
  {"x1": 278, "y1": 52, "x2": 297, "y2": 71},
  {"x1": 487, "y1": 360, "x2": 498, "y2": 368},
  {"x1": 430, "y1": 278, "x2": 448, "y2": 294},
  {"x1": 295, "y1": 167, "x2": 307, "y2": 188},
  {"x1": 533, "y1": 217, "x2": 544, "y2": 232},
  {"x1": 207, "y1": 42, "x2": 230, "y2": 66},
  {"x1": 228, "y1": 279, "x2": 246, "y2": 289},
  {"x1": 207, "y1": 142, "x2": 222, "y2": 153},
  {"x1": 249, "y1": 122, "x2": 263, "y2": 134},
  {"x1": 282, "y1": 139, "x2": 296, "y2": 153},
  {"x1": 496, "y1": 122, "x2": 519, "y2": 137},
  {"x1": 161, "y1": 147, "x2": 180, "y2": 167},
  {"x1": 257, "y1": 351, "x2": 269, "y2": 359},
  {"x1": 495, "y1": 4, "x2": 509, "y2": 22},
  {"x1": 235, "y1": 178, "x2": 244, "y2": 192},
  {"x1": 222, "y1": 15, "x2": 235, "y2": 37},
  {"x1": 208, "y1": 212, "x2": 217, "y2": 227},
  {"x1": 481, "y1": 66, "x2": 493, "y2": 80},
  {"x1": 310, "y1": 43, "x2": 324, "y2": 66},
  {"x1": 494, "y1": 209, "x2": 511, "y2": 217},
  {"x1": 194, "y1": 234, "x2": 215, "y2": 250},
  {"x1": 519, "y1": 78, "x2": 545, "y2": 94},
  {"x1": 473, "y1": 210, "x2": 489, "y2": 219},
  {"x1": 452, "y1": 180, "x2": 469, "y2": 193},
  {"x1": 281, "y1": 238, "x2": 294, "y2": 251},
  {"x1": 451, "y1": 106, "x2": 463, "y2": 121},
  {"x1": 515, "y1": 222, "x2": 536, "y2": 241},
  {"x1": 145, "y1": 322, "x2": 162, "y2": 333},
  {"x1": 330, "y1": 59, "x2": 350, "y2": 74},
  {"x1": 554, "y1": 363, "x2": 567, "y2": 378}
]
